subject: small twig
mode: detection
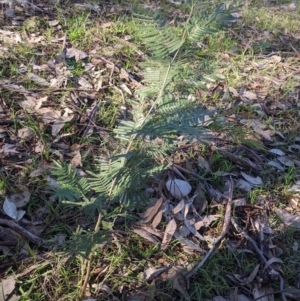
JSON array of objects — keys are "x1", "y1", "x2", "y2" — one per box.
[
  {"x1": 289, "y1": 42, "x2": 300, "y2": 56},
  {"x1": 0, "y1": 219, "x2": 43, "y2": 245},
  {"x1": 27, "y1": 86, "x2": 109, "y2": 92},
  {"x1": 212, "y1": 146, "x2": 260, "y2": 170},
  {"x1": 172, "y1": 164, "x2": 206, "y2": 181},
  {"x1": 185, "y1": 176, "x2": 233, "y2": 280},
  {"x1": 22, "y1": 0, "x2": 51, "y2": 15},
  {"x1": 230, "y1": 218, "x2": 287, "y2": 301},
  {"x1": 82, "y1": 102, "x2": 100, "y2": 138},
  {"x1": 78, "y1": 214, "x2": 102, "y2": 300}
]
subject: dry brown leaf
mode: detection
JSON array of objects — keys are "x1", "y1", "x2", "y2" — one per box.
[
  {"x1": 161, "y1": 218, "x2": 177, "y2": 251},
  {"x1": 0, "y1": 276, "x2": 19, "y2": 301},
  {"x1": 288, "y1": 144, "x2": 300, "y2": 152},
  {"x1": 288, "y1": 180, "x2": 300, "y2": 193},
  {"x1": 236, "y1": 179, "x2": 253, "y2": 191},
  {"x1": 70, "y1": 150, "x2": 82, "y2": 168},
  {"x1": 193, "y1": 183, "x2": 207, "y2": 214},
  {"x1": 152, "y1": 209, "x2": 163, "y2": 229},
  {"x1": 270, "y1": 148, "x2": 285, "y2": 156},
  {"x1": 184, "y1": 203, "x2": 204, "y2": 240},
  {"x1": 194, "y1": 215, "x2": 220, "y2": 230},
  {"x1": 172, "y1": 199, "x2": 185, "y2": 214},
  {"x1": 0, "y1": 143, "x2": 19, "y2": 155},
  {"x1": 167, "y1": 267, "x2": 190, "y2": 301},
  {"x1": 229, "y1": 86, "x2": 239, "y2": 97},
  {"x1": 66, "y1": 47, "x2": 88, "y2": 62},
  {"x1": 133, "y1": 229, "x2": 159, "y2": 244},
  {"x1": 18, "y1": 127, "x2": 35, "y2": 140},
  {"x1": 173, "y1": 231, "x2": 205, "y2": 253},
  {"x1": 253, "y1": 285, "x2": 274, "y2": 301},
  {"x1": 242, "y1": 90, "x2": 257, "y2": 100},
  {"x1": 198, "y1": 155, "x2": 210, "y2": 172},
  {"x1": 178, "y1": 225, "x2": 190, "y2": 237},
  {"x1": 28, "y1": 73, "x2": 50, "y2": 86},
  {"x1": 143, "y1": 267, "x2": 166, "y2": 281},
  {"x1": 275, "y1": 209, "x2": 300, "y2": 228},
  {"x1": 52, "y1": 114, "x2": 74, "y2": 136},
  {"x1": 140, "y1": 197, "x2": 163, "y2": 223},
  {"x1": 205, "y1": 183, "x2": 224, "y2": 201},
  {"x1": 7, "y1": 191, "x2": 31, "y2": 208},
  {"x1": 277, "y1": 156, "x2": 295, "y2": 167},
  {"x1": 240, "y1": 119, "x2": 273, "y2": 141},
  {"x1": 141, "y1": 226, "x2": 164, "y2": 239},
  {"x1": 267, "y1": 160, "x2": 284, "y2": 171},
  {"x1": 100, "y1": 21, "x2": 115, "y2": 28},
  {"x1": 240, "y1": 172, "x2": 263, "y2": 186}
]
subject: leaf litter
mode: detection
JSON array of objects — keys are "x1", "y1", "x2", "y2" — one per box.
[{"x1": 0, "y1": 0, "x2": 300, "y2": 300}]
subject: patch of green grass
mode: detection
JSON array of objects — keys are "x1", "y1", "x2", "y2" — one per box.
[
  {"x1": 211, "y1": 151, "x2": 232, "y2": 173},
  {"x1": 247, "y1": 188, "x2": 268, "y2": 204},
  {"x1": 282, "y1": 166, "x2": 297, "y2": 187},
  {"x1": 17, "y1": 256, "x2": 80, "y2": 301},
  {"x1": 97, "y1": 102, "x2": 119, "y2": 129},
  {"x1": 244, "y1": 6, "x2": 300, "y2": 35},
  {"x1": 67, "y1": 13, "x2": 90, "y2": 41},
  {"x1": 189, "y1": 248, "x2": 258, "y2": 299},
  {"x1": 200, "y1": 31, "x2": 240, "y2": 56}
]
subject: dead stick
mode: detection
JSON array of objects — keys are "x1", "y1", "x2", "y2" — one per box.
[
  {"x1": 77, "y1": 213, "x2": 102, "y2": 300},
  {"x1": 230, "y1": 218, "x2": 287, "y2": 301},
  {"x1": 0, "y1": 219, "x2": 43, "y2": 245},
  {"x1": 185, "y1": 176, "x2": 233, "y2": 279},
  {"x1": 172, "y1": 164, "x2": 206, "y2": 181}
]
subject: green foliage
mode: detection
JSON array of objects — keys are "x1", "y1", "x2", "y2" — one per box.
[
  {"x1": 48, "y1": 1, "x2": 237, "y2": 255},
  {"x1": 50, "y1": 161, "x2": 89, "y2": 203},
  {"x1": 133, "y1": 3, "x2": 236, "y2": 100}
]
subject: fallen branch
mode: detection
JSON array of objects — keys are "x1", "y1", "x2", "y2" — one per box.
[
  {"x1": 230, "y1": 218, "x2": 287, "y2": 301},
  {"x1": 185, "y1": 176, "x2": 233, "y2": 280},
  {"x1": 0, "y1": 219, "x2": 43, "y2": 245}
]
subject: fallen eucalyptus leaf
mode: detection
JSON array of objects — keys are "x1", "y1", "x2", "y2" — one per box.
[
  {"x1": 277, "y1": 156, "x2": 294, "y2": 167},
  {"x1": 270, "y1": 149, "x2": 285, "y2": 156},
  {"x1": 161, "y1": 218, "x2": 177, "y2": 250},
  {"x1": 241, "y1": 172, "x2": 263, "y2": 186},
  {"x1": 174, "y1": 232, "x2": 205, "y2": 253},
  {"x1": 133, "y1": 229, "x2": 159, "y2": 244},
  {"x1": 6, "y1": 191, "x2": 31, "y2": 208},
  {"x1": 288, "y1": 180, "x2": 300, "y2": 193},
  {"x1": 3, "y1": 198, "x2": 26, "y2": 221},
  {"x1": 275, "y1": 209, "x2": 300, "y2": 228},
  {"x1": 143, "y1": 267, "x2": 166, "y2": 281},
  {"x1": 140, "y1": 197, "x2": 163, "y2": 223},
  {"x1": 172, "y1": 199, "x2": 185, "y2": 214},
  {"x1": 236, "y1": 179, "x2": 253, "y2": 191},
  {"x1": 267, "y1": 161, "x2": 284, "y2": 171},
  {"x1": 0, "y1": 276, "x2": 19, "y2": 301}
]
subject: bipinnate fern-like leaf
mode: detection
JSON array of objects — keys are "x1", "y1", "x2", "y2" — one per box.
[
  {"x1": 127, "y1": 104, "x2": 216, "y2": 144},
  {"x1": 134, "y1": 13, "x2": 184, "y2": 59},
  {"x1": 50, "y1": 161, "x2": 89, "y2": 203},
  {"x1": 133, "y1": 5, "x2": 234, "y2": 103},
  {"x1": 48, "y1": 2, "x2": 238, "y2": 258}
]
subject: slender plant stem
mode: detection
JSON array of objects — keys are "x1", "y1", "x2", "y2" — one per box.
[{"x1": 78, "y1": 213, "x2": 102, "y2": 300}]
